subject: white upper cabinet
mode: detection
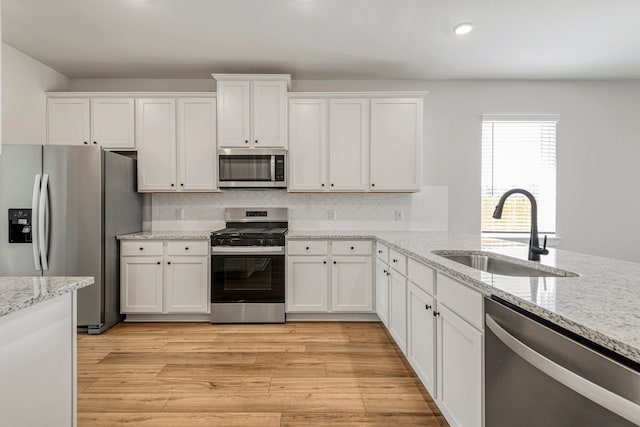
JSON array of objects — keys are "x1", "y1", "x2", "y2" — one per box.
[
  {"x1": 370, "y1": 98, "x2": 423, "y2": 192},
  {"x1": 252, "y1": 80, "x2": 288, "y2": 147},
  {"x1": 289, "y1": 99, "x2": 328, "y2": 191},
  {"x1": 48, "y1": 97, "x2": 135, "y2": 149},
  {"x1": 214, "y1": 75, "x2": 290, "y2": 149},
  {"x1": 136, "y1": 98, "x2": 177, "y2": 191},
  {"x1": 216, "y1": 80, "x2": 251, "y2": 147},
  {"x1": 47, "y1": 98, "x2": 91, "y2": 146},
  {"x1": 329, "y1": 99, "x2": 369, "y2": 191},
  {"x1": 90, "y1": 98, "x2": 135, "y2": 149},
  {"x1": 177, "y1": 98, "x2": 217, "y2": 191}
]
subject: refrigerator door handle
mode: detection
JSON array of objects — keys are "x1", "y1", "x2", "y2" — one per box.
[
  {"x1": 31, "y1": 174, "x2": 42, "y2": 271},
  {"x1": 39, "y1": 174, "x2": 50, "y2": 271}
]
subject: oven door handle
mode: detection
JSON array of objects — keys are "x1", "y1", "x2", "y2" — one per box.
[{"x1": 211, "y1": 246, "x2": 284, "y2": 255}]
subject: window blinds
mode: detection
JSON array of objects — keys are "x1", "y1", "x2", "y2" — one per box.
[{"x1": 481, "y1": 118, "x2": 557, "y2": 233}]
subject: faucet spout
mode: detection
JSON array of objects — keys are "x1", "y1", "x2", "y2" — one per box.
[{"x1": 492, "y1": 188, "x2": 549, "y2": 261}]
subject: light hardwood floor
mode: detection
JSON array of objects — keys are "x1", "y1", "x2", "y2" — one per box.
[{"x1": 78, "y1": 322, "x2": 448, "y2": 426}]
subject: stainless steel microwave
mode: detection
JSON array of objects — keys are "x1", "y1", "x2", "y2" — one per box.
[{"x1": 218, "y1": 149, "x2": 287, "y2": 189}]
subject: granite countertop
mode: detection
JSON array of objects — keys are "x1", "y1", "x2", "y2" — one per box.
[
  {"x1": 0, "y1": 276, "x2": 94, "y2": 318},
  {"x1": 117, "y1": 231, "x2": 215, "y2": 240},
  {"x1": 287, "y1": 230, "x2": 640, "y2": 364}
]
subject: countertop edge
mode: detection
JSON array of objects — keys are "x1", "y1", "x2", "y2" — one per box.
[{"x1": 0, "y1": 277, "x2": 95, "y2": 318}]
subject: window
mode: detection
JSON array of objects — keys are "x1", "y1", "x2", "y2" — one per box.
[{"x1": 481, "y1": 115, "x2": 557, "y2": 234}]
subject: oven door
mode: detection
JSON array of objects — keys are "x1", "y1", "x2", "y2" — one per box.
[{"x1": 211, "y1": 247, "x2": 285, "y2": 303}]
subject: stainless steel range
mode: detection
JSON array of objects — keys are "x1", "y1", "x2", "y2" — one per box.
[{"x1": 210, "y1": 208, "x2": 287, "y2": 323}]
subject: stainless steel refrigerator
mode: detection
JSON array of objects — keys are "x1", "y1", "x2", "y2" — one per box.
[{"x1": 0, "y1": 144, "x2": 143, "y2": 333}]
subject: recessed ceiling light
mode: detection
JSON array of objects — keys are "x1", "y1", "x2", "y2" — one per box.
[{"x1": 453, "y1": 22, "x2": 474, "y2": 35}]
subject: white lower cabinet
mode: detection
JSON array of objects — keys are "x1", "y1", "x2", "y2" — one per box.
[
  {"x1": 331, "y1": 256, "x2": 372, "y2": 312},
  {"x1": 407, "y1": 282, "x2": 436, "y2": 397},
  {"x1": 121, "y1": 240, "x2": 210, "y2": 315},
  {"x1": 286, "y1": 256, "x2": 329, "y2": 312},
  {"x1": 375, "y1": 259, "x2": 390, "y2": 326},
  {"x1": 437, "y1": 304, "x2": 483, "y2": 427},
  {"x1": 388, "y1": 272, "x2": 407, "y2": 354},
  {"x1": 165, "y1": 256, "x2": 209, "y2": 313},
  {"x1": 286, "y1": 239, "x2": 374, "y2": 314}
]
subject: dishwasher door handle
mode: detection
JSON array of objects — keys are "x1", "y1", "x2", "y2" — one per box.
[{"x1": 486, "y1": 314, "x2": 640, "y2": 426}]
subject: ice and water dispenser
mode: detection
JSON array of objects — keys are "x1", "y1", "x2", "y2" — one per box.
[{"x1": 8, "y1": 209, "x2": 32, "y2": 243}]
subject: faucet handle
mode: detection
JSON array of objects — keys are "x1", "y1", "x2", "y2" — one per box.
[{"x1": 543, "y1": 235, "x2": 548, "y2": 251}]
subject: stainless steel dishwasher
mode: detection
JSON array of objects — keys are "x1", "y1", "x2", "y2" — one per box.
[{"x1": 485, "y1": 297, "x2": 640, "y2": 427}]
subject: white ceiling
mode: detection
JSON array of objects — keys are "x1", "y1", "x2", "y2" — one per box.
[{"x1": 4, "y1": 0, "x2": 640, "y2": 80}]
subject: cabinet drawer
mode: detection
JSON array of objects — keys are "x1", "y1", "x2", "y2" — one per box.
[
  {"x1": 437, "y1": 273, "x2": 484, "y2": 330},
  {"x1": 121, "y1": 241, "x2": 164, "y2": 256},
  {"x1": 288, "y1": 240, "x2": 329, "y2": 255},
  {"x1": 167, "y1": 241, "x2": 209, "y2": 256},
  {"x1": 376, "y1": 243, "x2": 389, "y2": 263},
  {"x1": 389, "y1": 249, "x2": 407, "y2": 276},
  {"x1": 408, "y1": 258, "x2": 435, "y2": 295},
  {"x1": 332, "y1": 240, "x2": 372, "y2": 256}
]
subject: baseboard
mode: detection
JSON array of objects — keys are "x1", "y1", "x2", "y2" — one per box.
[
  {"x1": 286, "y1": 312, "x2": 381, "y2": 322},
  {"x1": 124, "y1": 313, "x2": 211, "y2": 322}
]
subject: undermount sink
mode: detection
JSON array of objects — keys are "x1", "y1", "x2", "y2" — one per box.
[{"x1": 432, "y1": 251, "x2": 578, "y2": 278}]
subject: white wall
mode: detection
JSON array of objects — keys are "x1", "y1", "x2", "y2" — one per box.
[
  {"x1": 70, "y1": 77, "x2": 640, "y2": 262},
  {"x1": 2, "y1": 43, "x2": 70, "y2": 144}
]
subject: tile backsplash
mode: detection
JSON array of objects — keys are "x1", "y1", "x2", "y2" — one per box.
[{"x1": 150, "y1": 186, "x2": 448, "y2": 232}]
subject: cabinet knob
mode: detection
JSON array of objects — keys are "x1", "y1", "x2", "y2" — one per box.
[
  {"x1": 167, "y1": 261, "x2": 172, "y2": 265},
  {"x1": 350, "y1": 246, "x2": 354, "y2": 250},
  {"x1": 425, "y1": 304, "x2": 432, "y2": 310},
  {"x1": 255, "y1": 140, "x2": 258, "y2": 143},
  {"x1": 378, "y1": 250, "x2": 383, "y2": 254},
  {"x1": 180, "y1": 183, "x2": 184, "y2": 187},
  {"x1": 306, "y1": 246, "x2": 310, "y2": 250},
  {"x1": 83, "y1": 141, "x2": 88, "y2": 145},
  {"x1": 156, "y1": 261, "x2": 161, "y2": 265},
  {"x1": 171, "y1": 183, "x2": 175, "y2": 187},
  {"x1": 93, "y1": 141, "x2": 98, "y2": 145},
  {"x1": 383, "y1": 269, "x2": 387, "y2": 274},
  {"x1": 323, "y1": 261, "x2": 327, "y2": 264},
  {"x1": 245, "y1": 140, "x2": 249, "y2": 144},
  {"x1": 386, "y1": 272, "x2": 391, "y2": 276},
  {"x1": 433, "y1": 311, "x2": 440, "y2": 317},
  {"x1": 185, "y1": 247, "x2": 189, "y2": 250},
  {"x1": 333, "y1": 261, "x2": 337, "y2": 265},
  {"x1": 331, "y1": 184, "x2": 334, "y2": 187},
  {"x1": 321, "y1": 184, "x2": 325, "y2": 187},
  {"x1": 139, "y1": 247, "x2": 144, "y2": 251},
  {"x1": 393, "y1": 259, "x2": 397, "y2": 263},
  {"x1": 371, "y1": 183, "x2": 375, "y2": 187}
]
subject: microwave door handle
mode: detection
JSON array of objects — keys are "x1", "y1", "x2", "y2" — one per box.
[
  {"x1": 31, "y1": 174, "x2": 42, "y2": 271},
  {"x1": 270, "y1": 156, "x2": 276, "y2": 182}
]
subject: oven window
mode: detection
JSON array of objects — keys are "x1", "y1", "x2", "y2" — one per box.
[
  {"x1": 219, "y1": 155, "x2": 272, "y2": 181},
  {"x1": 221, "y1": 257, "x2": 273, "y2": 291}
]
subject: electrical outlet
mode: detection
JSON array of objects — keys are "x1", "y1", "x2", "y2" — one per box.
[
  {"x1": 328, "y1": 209, "x2": 337, "y2": 221},
  {"x1": 394, "y1": 209, "x2": 404, "y2": 221},
  {"x1": 177, "y1": 208, "x2": 185, "y2": 220}
]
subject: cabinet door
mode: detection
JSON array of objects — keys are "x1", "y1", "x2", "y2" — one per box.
[
  {"x1": 329, "y1": 99, "x2": 369, "y2": 191},
  {"x1": 165, "y1": 256, "x2": 209, "y2": 313},
  {"x1": 121, "y1": 256, "x2": 163, "y2": 313},
  {"x1": 437, "y1": 305, "x2": 483, "y2": 427},
  {"x1": 177, "y1": 97, "x2": 217, "y2": 191},
  {"x1": 376, "y1": 260, "x2": 390, "y2": 326},
  {"x1": 136, "y1": 98, "x2": 177, "y2": 191},
  {"x1": 370, "y1": 98, "x2": 423, "y2": 192},
  {"x1": 388, "y1": 272, "x2": 407, "y2": 354},
  {"x1": 217, "y1": 80, "x2": 251, "y2": 147},
  {"x1": 286, "y1": 256, "x2": 328, "y2": 312},
  {"x1": 90, "y1": 98, "x2": 135, "y2": 149},
  {"x1": 331, "y1": 256, "x2": 373, "y2": 312},
  {"x1": 407, "y1": 282, "x2": 436, "y2": 398},
  {"x1": 47, "y1": 98, "x2": 90, "y2": 145},
  {"x1": 252, "y1": 80, "x2": 287, "y2": 148},
  {"x1": 288, "y1": 99, "x2": 328, "y2": 191}
]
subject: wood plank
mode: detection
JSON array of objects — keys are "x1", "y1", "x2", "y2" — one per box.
[
  {"x1": 161, "y1": 341, "x2": 306, "y2": 353},
  {"x1": 84, "y1": 377, "x2": 272, "y2": 394},
  {"x1": 78, "y1": 412, "x2": 281, "y2": 426},
  {"x1": 77, "y1": 364, "x2": 166, "y2": 379},
  {"x1": 280, "y1": 413, "x2": 446, "y2": 427},
  {"x1": 98, "y1": 352, "x2": 257, "y2": 365},
  {"x1": 270, "y1": 377, "x2": 422, "y2": 394},
  {"x1": 162, "y1": 393, "x2": 366, "y2": 413},
  {"x1": 254, "y1": 351, "x2": 401, "y2": 365},
  {"x1": 362, "y1": 392, "x2": 435, "y2": 413},
  {"x1": 77, "y1": 393, "x2": 172, "y2": 412},
  {"x1": 303, "y1": 343, "x2": 400, "y2": 353},
  {"x1": 158, "y1": 363, "x2": 327, "y2": 378},
  {"x1": 213, "y1": 332, "x2": 351, "y2": 343},
  {"x1": 325, "y1": 362, "x2": 413, "y2": 378}
]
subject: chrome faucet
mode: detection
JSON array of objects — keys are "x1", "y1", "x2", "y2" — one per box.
[{"x1": 492, "y1": 188, "x2": 549, "y2": 261}]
